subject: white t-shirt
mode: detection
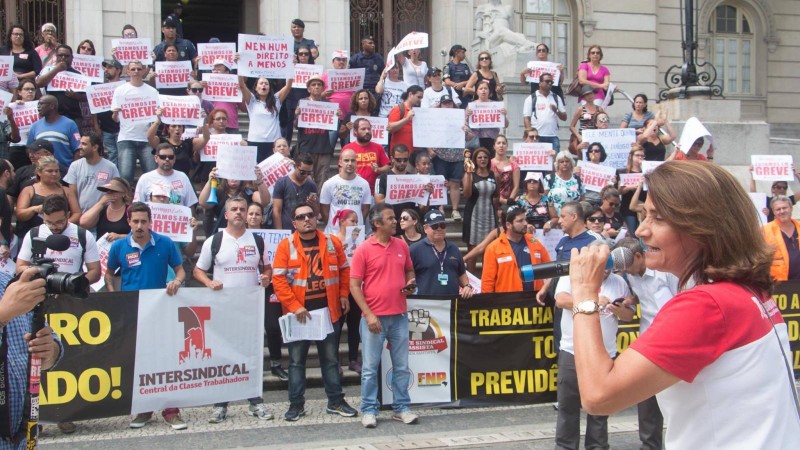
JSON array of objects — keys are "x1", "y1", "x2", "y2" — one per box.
[
  {"x1": 134, "y1": 170, "x2": 198, "y2": 207},
  {"x1": 379, "y1": 79, "x2": 409, "y2": 118},
  {"x1": 421, "y1": 86, "x2": 462, "y2": 108},
  {"x1": 246, "y1": 94, "x2": 282, "y2": 143},
  {"x1": 319, "y1": 174, "x2": 372, "y2": 234},
  {"x1": 64, "y1": 158, "x2": 120, "y2": 212},
  {"x1": 556, "y1": 273, "x2": 630, "y2": 357},
  {"x1": 195, "y1": 230, "x2": 267, "y2": 286},
  {"x1": 402, "y1": 59, "x2": 428, "y2": 88},
  {"x1": 111, "y1": 82, "x2": 159, "y2": 142},
  {"x1": 627, "y1": 269, "x2": 679, "y2": 333},
  {"x1": 19, "y1": 223, "x2": 100, "y2": 273},
  {"x1": 522, "y1": 90, "x2": 565, "y2": 137}
]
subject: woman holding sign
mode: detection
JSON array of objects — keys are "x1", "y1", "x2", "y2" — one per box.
[
  {"x1": 340, "y1": 89, "x2": 377, "y2": 145},
  {"x1": 199, "y1": 166, "x2": 270, "y2": 237},
  {"x1": 239, "y1": 73, "x2": 293, "y2": 162},
  {"x1": 467, "y1": 80, "x2": 508, "y2": 154},
  {"x1": 282, "y1": 46, "x2": 314, "y2": 144},
  {"x1": 1, "y1": 24, "x2": 43, "y2": 81},
  {"x1": 147, "y1": 109, "x2": 210, "y2": 174},
  {"x1": 617, "y1": 145, "x2": 647, "y2": 232},
  {"x1": 462, "y1": 147, "x2": 499, "y2": 273}
]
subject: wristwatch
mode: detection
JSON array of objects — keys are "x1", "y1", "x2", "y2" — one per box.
[{"x1": 572, "y1": 300, "x2": 600, "y2": 316}]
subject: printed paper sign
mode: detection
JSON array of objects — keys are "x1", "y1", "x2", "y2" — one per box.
[
  {"x1": 118, "y1": 91, "x2": 159, "y2": 125},
  {"x1": 513, "y1": 143, "x2": 554, "y2": 171},
  {"x1": 525, "y1": 61, "x2": 561, "y2": 85},
  {"x1": 748, "y1": 192, "x2": 769, "y2": 226},
  {"x1": 0, "y1": 56, "x2": 13, "y2": 82},
  {"x1": 237, "y1": 34, "x2": 293, "y2": 79},
  {"x1": 86, "y1": 81, "x2": 125, "y2": 114},
  {"x1": 155, "y1": 61, "x2": 193, "y2": 89},
  {"x1": 216, "y1": 145, "x2": 258, "y2": 180},
  {"x1": 327, "y1": 68, "x2": 365, "y2": 92},
  {"x1": 395, "y1": 32, "x2": 429, "y2": 53},
  {"x1": 72, "y1": 54, "x2": 104, "y2": 83},
  {"x1": 9, "y1": 101, "x2": 39, "y2": 141},
  {"x1": 181, "y1": 127, "x2": 198, "y2": 140},
  {"x1": 250, "y1": 229, "x2": 292, "y2": 265},
  {"x1": 641, "y1": 160, "x2": 664, "y2": 191},
  {"x1": 257, "y1": 153, "x2": 295, "y2": 195},
  {"x1": 343, "y1": 226, "x2": 365, "y2": 262},
  {"x1": 201, "y1": 134, "x2": 243, "y2": 162},
  {"x1": 384, "y1": 174, "x2": 437, "y2": 205},
  {"x1": 581, "y1": 128, "x2": 636, "y2": 169},
  {"x1": 147, "y1": 203, "x2": 194, "y2": 243},
  {"x1": 428, "y1": 175, "x2": 448, "y2": 206},
  {"x1": 412, "y1": 107, "x2": 465, "y2": 149},
  {"x1": 111, "y1": 38, "x2": 153, "y2": 65},
  {"x1": 197, "y1": 42, "x2": 236, "y2": 70},
  {"x1": 466, "y1": 272, "x2": 482, "y2": 294},
  {"x1": 293, "y1": 64, "x2": 323, "y2": 89},
  {"x1": 349, "y1": 116, "x2": 389, "y2": 145},
  {"x1": 47, "y1": 71, "x2": 90, "y2": 92},
  {"x1": 534, "y1": 229, "x2": 565, "y2": 260},
  {"x1": 751, "y1": 155, "x2": 794, "y2": 182},
  {"x1": 296, "y1": 99, "x2": 338, "y2": 131},
  {"x1": 385, "y1": 46, "x2": 400, "y2": 72},
  {"x1": 577, "y1": 160, "x2": 617, "y2": 193},
  {"x1": 678, "y1": 117, "x2": 714, "y2": 154},
  {"x1": 467, "y1": 101, "x2": 504, "y2": 129},
  {"x1": 158, "y1": 95, "x2": 202, "y2": 126},
  {"x1": 0, "y1": 90, "x2": 11, "y2": 123},
  {"x1": 601, "y1": 82, "x2": 617, "y2": 109},
  {"x1": 201, "y1": 73, "x2": 242, "y2": 102},
  {"x1": 618, "y1": 172, "x2": 643, "y2": 188},
  {"x1": 90, "y1": 234, "x2": 113, "y2": 292}
]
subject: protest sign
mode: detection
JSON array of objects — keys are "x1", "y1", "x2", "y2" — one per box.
[
  {"x1": 297, "y1": 99, "x2": 338, "y2": 131},
  {"x1": 751, "y1": 155, "x2": 794, "y2": 182},
  {"x1": 467, "y1": 101, "x2": 505, "y2": 129},
  {"x1": 678, "y1": 117, "x2": 714, "y2": 154},
  {"x1": 197, "y1": 42, "x2": 236, "y2": 70},
  {"x1": 466, "y1": 272, "x2": 482, "y2": 294},
  {"x1": 46, "y1": 71, "x2": 90, "y2": 92},
  {"x1": 577, "y1": 160, "x2": 617, "y2": 193},
  {"x1": 237, "y1": 34, "x2": 293, "y2": 79},
  {"x1": 111, "y1": 38, "x2": 153, "y2": 65},
  {"x1": 86, "y1": 81, "x2": 125, "y2": 114},
  {"x1": 428, "y1": 175, "x2": 448, "y2": 206},
  {"x1": 641, "y1": 160, "x2": 664, "y2": 191},
  {"x1": 748, "y1": 193, "x2": 768, "y2": 226},
  {"x1": 117, "y1": 91, "x2": 159, "y2": 126},
  {"x1": 525, "y1": 61, "x2": 561, "y2": 85},
  {"x1": 217, "y1": 145, "x2": 257, "y2": 180},
  {"x1": 0, "y1": 257, "x2": 15, "y2": 278},
  {"x1": 384, "y1": 175, "x2": 432, "y2": 205},
  {"x1": 257, "y1": 153, "x2": 295, "y2": 195},
  {"x1": 158, "y1": 95, "x2": 202, "y2": 126},
  {"x1": 293, "y1": 64, "x2": 323, "y2": 89},
  {"x1": 155, "y1": 61, "x2": 193, "y2": 89},
  {"x1": 342, "y1": 226, "x2": 365, "y2": 262},
  {"x1": 201, "y1": 134, "x2": 243, "y2": 162},
  {"x1": 349, "y1": 116, "x2": 389, "y2": 145},
  {"x1": 395, "y1": 32, "x2": 429, "y2": 52},
  {"x1": 327, "y1": 68, "x2": 365, "y2": 92},
  {"x1": 412, "y1": 107, "x2": 465, "y2": 149},
  {"x1": 601, "y1": 82, "x2": 617, "y2": 109},
  {"x1": 9, "y1": 101, "x2": 38, "y2": 141},
  {"x1": 181, "y1": 127, "x2": 198, "y2": 140},
  {"x1": 0, "y1": 56, "x2": 13, "y2": 82},
  {"x1": 618, "y1": 172, "x2": 643, "y2": 189},
  {"x1": 250, "y1": 229, "x2": 292, "y2": 265},
  {"x1": 72, "y1": 54, "x2": 104, "y2": 82},
  {"x1": 147, "y1": 203, "x2": 194, "y2": 243},
  {"x1": 385, "y1": 47, "x2": 400, "y2": 72},
  {"x1": 581, "y1": 128, "x2": 636, "y2": 169},
  {"x1": 0, "y1": 90, "x2": 11, "y2": 123},
  {"x1": 90, "y1": 234, "x2": 113, "y2": 292},
  {"x1": 201, "y1": 73, "x2": 242, "y2": 102},
  {"x1": 513, "y1": 142, "x2": 554, "y2": 171},
  {"x1": 534, "y1": 229, "x2": 565, "y2": 260}
]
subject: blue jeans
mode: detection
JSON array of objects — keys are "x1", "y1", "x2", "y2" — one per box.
[
  {"x1": 287, "y1": 321, "x2": 344, "y2": 407},
  {"x1": 360, "y1": 314, "x2": 411, "y2": 415},
  {"x1": 539, "y1": 135, "x2": 561, "y2": 152},
  {"x1": 118, "y1": 140, "x2": 156, "y2": 183},
  {"x1": 103, "y1": 131, "x2": 119, "y2": 167}
]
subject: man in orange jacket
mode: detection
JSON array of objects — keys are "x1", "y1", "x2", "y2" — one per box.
[
  {"x1": 272, "y1": 202, "x2": 358, "y2": 421},
  {"x1": 482, "y1": 205, "x2": 550, "y2": 293},
  {"x1": 762, "y1": 195, "x2": 800, "y2": 281}
]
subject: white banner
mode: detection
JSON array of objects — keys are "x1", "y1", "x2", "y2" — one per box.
[
  {"x1": 326, "y1": 68, "x2": 365, "y2": 92},
  {"x1": 0, "y1": 91, "x2": 11, "y2": 123},
  {"x1": 201, "y1": 73, "x2": 242, "y2": 102},
  {"x1": 118, "y1": 91, "x2": 159, "y2": 125},
  {"x1": 9, "y1": 101, "x2": 38, "y2": 141},
  {"x1": 751, "y1": 155, "x2": 794, "y2": 182},
  {"x1": 47, "y1": 71, "x2": 90, "y2": 92},
  {"x1": 217, "y1": 145, "x2": 258, "y2": 180},
  {"x1": 412, "y1": 107, "x2": 465, "y2": 149},
  {"x1": 249, "y1": 229, "x2": 292, "y2": 265},
  {"x1": 257, "y1": 153, "x2": 295, "y2": 195},
  {"x1": 428, "y1": 175, "x2": 448, "y2": 206},
  {"x1": 349, "y1": 116, "x2": 389, "y2": 145},
  {"x1": 158, "y1": 95, "x2": 202, "y2": 126},
  {"x1": 131, "y1": 286, "x2": 264, "y2": 414},
  {"x1": 513, "y1": 143, "x2": 554, "y2": 171},
  {"x1": 297, "y1": 99, "x2": 338, "y2": 131},
  {"x1": 384, "y1": 174, "x2": 433, "y2": 205},
  {"x1": 111, "y1": 38, "x2": 153, "y2": 65},
  {"x1": 90, "y1": 234, "x2": 113, "y2": 292},
  {"x1": 293, "y1": 64, "x2": 323, "y2": 89},
  {"x1": 0, "y1": 56, "x2": 14, "y2": 82},
  {"x1": 71, "y1": 54, "x2": 104, "y2": 83},
  {"x1": 467, "y1": 101, "x2": 504, "y2": 129},
  {"x1": 197, "y1": 42, "x2": 236, "y2": 70},
  {"x1": 749, "y1": 192, "x2": 769, "y2": 226},
  {"x1": 618, "y1": 172, "x2": 643, "y2": 189},
  {"x1": 395, "y1": 32, "x2": 429, "y2": 53},
  {"x1": 155, "y1": 61, "x2": 193, "y2": 89},
  {"x1": 86, "y1": 81, "x2": 125, "y2": 114},
  {"x1": 581, "y1": 128, "x2": 636, "y2": 169},
  {"x1": 237, "y1": 34, "x2": 293, "y2": 79},
  {"x1": 201, "y1": 134, "x2": 243, "y2": 162},
  {"x1": 534, "y1": 229, "x2": 565, "y2": 260},
  {"x1": 147, "y1": 203, "x2": 194, "y2": 243},
  {"x1": 577, "y1": 160, "x2": 617, "y2": 193},
  {"x1": 525, "y1": 61, "x2": 561, "y2": 85}
]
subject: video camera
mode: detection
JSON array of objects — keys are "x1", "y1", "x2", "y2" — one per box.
[{"x1": 16, "y1": 233, "x2": 90, "y2": 299}]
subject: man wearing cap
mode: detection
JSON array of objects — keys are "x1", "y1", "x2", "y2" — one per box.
[
  {"x1": 295, "y1": 75, "x2": 339, "y2": 189},
  {"x1": 523, "y1": 72, "x2": 566, "y2": 151},
  {"x1": 133, "y1": 143, "x2": 197, "y2": 207},
  {"x1": 410, "y1": 210, "x2": 473, "y2": 298},
  {"x1": 290, "y1": 19, "x2": 318, "y2": 59},
  {"x1": 349, "y1": 37, "x2": 385, "y2": 108},
  {"x1": 443, "y1": 44, "x2": 471, "y2": 109},
  {"x1": 481, "y1": 205, "x2": 550, "y2": 293},
  {"x1": 167, "y1": 2, "x2": 185, "y2": 39},
  {"x1": 93, "y1": 59, "x2": 123, "y2": 167},
  {"x1": 112, "y1": 60, "x2": 159, "y2": 183},
  {"x1": 8, "y1": 140, "x2": 53, "y2": 202},
  {"x1": 153, "y1": 17, "x2": 198, "y2": 70},
  {"x1": 35, "y1": 44, "x2": 87, "y2": 126},
  {"x1": 65, "y1": 131, "x2": 119, "y2": 213},
  {"x1": 26, "y1": 94, "x2": 80, "y2": 175},
  {"x1": 342, "y1": 118, "x2": 390, "y2": 192},
  {"x1": 323, "y1": 50, "x2": 353, "y2": 116},
  {"x1": 421, "y1": 67, "x2": 460, "y2": 108}
]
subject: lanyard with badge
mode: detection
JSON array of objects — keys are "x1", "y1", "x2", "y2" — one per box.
[{"x1": 432, "y1": 245, "x2": 448, "y2": 285}]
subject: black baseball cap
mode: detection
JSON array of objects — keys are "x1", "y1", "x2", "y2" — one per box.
[
  {"x1": 449, "y1": 44, "x2": 466, "y2": 57},
  {"x1": 162, "y1": 18, "x2": 178, "y2": 28},
  {"x1": 27, "y1": 139, "x2": 54, "y2": 154}
]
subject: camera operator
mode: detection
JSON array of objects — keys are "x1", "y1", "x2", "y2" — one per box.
[{"x1": 16, "y1": 195, "x2": 101, "y2": 284}]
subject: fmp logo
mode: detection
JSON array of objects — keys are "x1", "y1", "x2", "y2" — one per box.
[{"x1": 178, "y1": 306, "x2": 212, "y2": 364}]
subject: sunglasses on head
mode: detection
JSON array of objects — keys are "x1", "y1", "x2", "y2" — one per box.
[
  {"x1": 428, "y1": 223, "x2": 446, "y2": 230},
  {"x1": 157, "y1": 154, "x2": 175, "y2": 160},
  {"x1": 294, "y1": 212, "x2": 315, "y2": 221}
]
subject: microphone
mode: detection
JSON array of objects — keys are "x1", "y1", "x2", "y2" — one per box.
[
  {"x1": 45, "y1": 234, "x2": 72, "y2": 252},
  {"x1": 520, "y1": 246, "x2": 634, "y2": 282}
]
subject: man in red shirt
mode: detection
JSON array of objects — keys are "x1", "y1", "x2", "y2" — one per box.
[
  {"x1": 342, "y1": 118, "x2": 391, "y2": 191},
  {"x1": 387, "y1": 85, "x2": 423, "y2": 164}
]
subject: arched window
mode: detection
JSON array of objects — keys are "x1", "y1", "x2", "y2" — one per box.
[
  {"x1": 709, "y1": 3, "x2": 754, "y2": 95},
  {"x1": 522, "y1": 0, "x2": 572, "y2": 72}
]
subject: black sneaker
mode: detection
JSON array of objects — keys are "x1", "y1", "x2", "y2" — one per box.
[
  {"x1": 271, "y1": 366, "x2": 289, "y2": 381},
  {"x1": 326, "y1": 400, "x2": 358, "y2": 417},
  {"x1": 284, "y1": 403, "x2": 305, "y2": 421}
]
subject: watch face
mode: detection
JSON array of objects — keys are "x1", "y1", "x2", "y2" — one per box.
[{"x1": 576, "y1": 300, "x2": 598, "y2": 313}]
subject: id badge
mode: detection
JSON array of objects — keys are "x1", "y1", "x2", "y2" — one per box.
[{"x1": 438, "y1": 273, "x2": 449, "y2": 285}]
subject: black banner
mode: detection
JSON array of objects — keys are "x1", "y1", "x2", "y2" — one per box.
[{"x1": 773, "y1": 281, "x2": 800, "y2": 377}]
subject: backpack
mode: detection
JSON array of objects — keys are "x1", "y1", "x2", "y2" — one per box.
[
  {"x1": 30, "y1": 225, "x2": 87, "y2": 265},
  {"x1": 530, "y1": 91, "x2": 561, "y2": 120},
  {"x1": 208, "y1": 231, "x2": 265, "y2": 274}
]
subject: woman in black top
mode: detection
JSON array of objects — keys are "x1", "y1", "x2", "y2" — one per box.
[
  {"x1": 148, "y1": 110, "x2": 210, "y2": 174},
  {"x1": 0, "y1": 24, "x2": 42, "y2": 80},
  {"x1": 80, "y1": 177, "x2": 132, "y2": 241}
]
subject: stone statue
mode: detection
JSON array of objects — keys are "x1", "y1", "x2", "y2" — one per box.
[{"x1": 474, "y1": 0, "x2": 537, "y2": 53}]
